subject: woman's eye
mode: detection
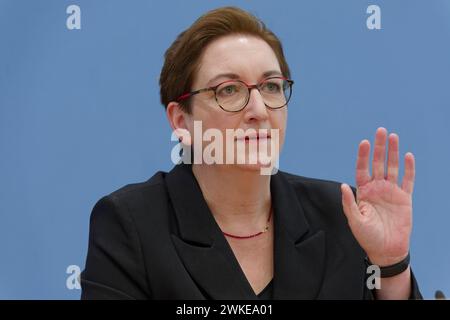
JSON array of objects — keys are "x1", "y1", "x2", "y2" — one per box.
[
  {"x1": 262, "y1": 81, "x2": 281, "y2": 93},
  {"x1": 218, "y1": 85, "x2": 237, "y2": 96}
]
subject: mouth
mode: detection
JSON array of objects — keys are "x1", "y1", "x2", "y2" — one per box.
[{"x1": 235, "y1": 133, "x2": 272, "y2": 142}]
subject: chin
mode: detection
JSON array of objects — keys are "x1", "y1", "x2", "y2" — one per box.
[{"x1": 230, "y1": 151, "x2": 277, "y2": 174}]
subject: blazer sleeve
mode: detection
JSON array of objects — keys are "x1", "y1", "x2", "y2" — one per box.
[
  {"x1": 409, "y1": 270, "x2": 423, "y2": 299},
  {"x1": 363, "y1": 269, "x2": 423, "y2": 300},
  {"x1": 81, "y1": 195, "x2": 150, "y2": 299}
]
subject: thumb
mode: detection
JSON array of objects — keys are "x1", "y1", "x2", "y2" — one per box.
[{"x1": 341, "y1": 183, "x2": 361, "y2": 224}]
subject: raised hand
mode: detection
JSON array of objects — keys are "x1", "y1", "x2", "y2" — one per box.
[{"x1": 341, "y1": 127, "x2": 415, "y2": 266}]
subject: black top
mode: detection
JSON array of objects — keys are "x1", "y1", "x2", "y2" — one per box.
[
  {"x1": 81, "y1": 163, "x2": 422, "y2": 299},
  {"x1": 257, "y1": 280, "x2": 273, "y2": 300}
]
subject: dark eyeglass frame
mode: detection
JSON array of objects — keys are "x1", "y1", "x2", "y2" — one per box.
[{"x1": 176, "y1": 76, "x2": 294, "y2": 112}]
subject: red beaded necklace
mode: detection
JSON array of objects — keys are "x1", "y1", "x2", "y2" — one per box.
[{"x1": 222, "y1": 205, "x2": 273, "y2": 239}]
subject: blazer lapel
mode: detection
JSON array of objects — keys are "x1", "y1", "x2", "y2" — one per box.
[
  {"x1": 271, "y1": 171, "x2": 327, "y2": 299},
  {"x1": 166, "y1": 163, "x2": 327, "y2": 300},
  {"x1": 165, "y1": 163, "x2": 256, "y2": 299}
]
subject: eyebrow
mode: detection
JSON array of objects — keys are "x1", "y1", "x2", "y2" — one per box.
[{"x1": 206, "y1": 70, "x2": 283, "y2": 87}]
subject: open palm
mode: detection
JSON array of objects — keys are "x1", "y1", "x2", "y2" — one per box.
[{"x1": 341, "y1": 127, "x2": 415, "y2": 266}]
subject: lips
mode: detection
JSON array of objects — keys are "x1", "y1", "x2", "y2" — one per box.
[
  {"x1": 236, "y1": 134, "x2": 271, "y2": 141},
  {"x1": 244, "y1": 136, "x2": 270, "y2": 141}
]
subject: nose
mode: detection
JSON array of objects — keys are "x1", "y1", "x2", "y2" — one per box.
[{"x1": 243, "y1": 87, "x2": 269, "y2": 122}]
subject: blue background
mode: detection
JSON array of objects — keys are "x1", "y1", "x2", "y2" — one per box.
[{"x1": 1, "y1": 0, "x2": 449, "y2": 299}]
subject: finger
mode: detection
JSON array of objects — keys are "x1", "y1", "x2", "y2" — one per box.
[
  {"x1": 341, "y1": 183, "x2": 362, "y2": 224},
  {"x1": 372, "y1": 127, "x2": 388, "y2": 180},
  {"x1": 386, "y1": 133, "x2": 399, "y2": 184},
  {"x1": 401, "y1": 152, "x2": 415, "y2": 194},
  {"x1": 356, "y1": 140, "x2": 371, "y2": 187}
]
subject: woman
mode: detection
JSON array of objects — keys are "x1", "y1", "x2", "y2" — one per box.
[{"x1": 81, "y1": 6, "x2": 421, "y2": 299}]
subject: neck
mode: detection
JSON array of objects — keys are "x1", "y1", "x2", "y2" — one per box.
[{"x1": 192, "y1": 164, "x2": 272, "y2": 229}]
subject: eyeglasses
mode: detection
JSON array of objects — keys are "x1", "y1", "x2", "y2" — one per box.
[{"x1": 176, "y1": 76, "x2": 294, "y2": 112}]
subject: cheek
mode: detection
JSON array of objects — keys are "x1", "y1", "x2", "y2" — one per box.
[
  {"x1": 189, "y1": 108, "x2": 242, "y2": 145},
  {"x1": 202, "y1": 112, "x2": 241, "y2": 133},
  {"x1": 270, "y1": 111, "x2": 287, "y2": 150},
  {"x1": 270, "y1": 110, "x2": 287, "y2": 130}
]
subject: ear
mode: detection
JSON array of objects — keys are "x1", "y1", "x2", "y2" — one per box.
[{"x1": 166, "y1": 101, "x2": 191, "y2": 142}]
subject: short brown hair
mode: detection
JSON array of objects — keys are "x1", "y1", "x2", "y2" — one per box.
[{"x1": 159, "y1": 6, "x2": 291, "y2": 112}]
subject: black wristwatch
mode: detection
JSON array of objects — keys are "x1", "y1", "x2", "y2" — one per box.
[{"x1": 365, "y1": 252, "x2": 410, "y2": 278}]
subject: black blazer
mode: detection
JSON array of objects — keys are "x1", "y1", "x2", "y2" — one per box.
[{"x1": 81, "y1": 163, "x2": 422, "y2": 299}]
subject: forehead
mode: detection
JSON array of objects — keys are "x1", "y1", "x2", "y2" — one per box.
[{"x1": 195, "y1": 34, "x2": 281, "y2": 85}]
